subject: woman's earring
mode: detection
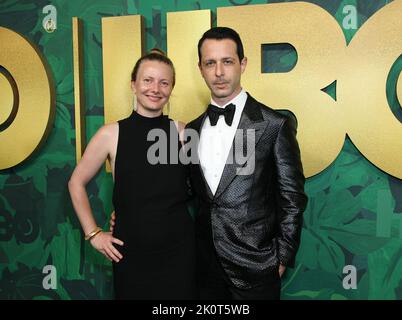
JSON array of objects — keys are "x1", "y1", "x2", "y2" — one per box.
[
  {"x1": 133, "y1": 96, "x2": 137, "y2": 111},
  {"x1": 165, "y1": 101, "x2": 170, "y2": 115}
]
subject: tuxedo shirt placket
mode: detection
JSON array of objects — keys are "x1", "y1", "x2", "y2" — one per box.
[{"x1": 198, "y1": 90, "x2": 247, "y2": 195}]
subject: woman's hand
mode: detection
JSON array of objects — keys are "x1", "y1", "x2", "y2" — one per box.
[{"x1": 89, "y1": 231, "x2": 124, "y2": 262}]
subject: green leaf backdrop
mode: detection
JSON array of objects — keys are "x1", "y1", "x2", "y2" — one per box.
[{"x1": 0, "y1": 0, "x2": 401, "y2": 300}]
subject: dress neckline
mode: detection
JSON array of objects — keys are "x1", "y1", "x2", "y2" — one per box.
[{"x1": 129, "y1": 111, "x2": 165, "y2": 125}]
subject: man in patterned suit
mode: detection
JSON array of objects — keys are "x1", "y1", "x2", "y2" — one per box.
[{"x1": 186, "y1": 27, "x2": 308, "y2": 300}]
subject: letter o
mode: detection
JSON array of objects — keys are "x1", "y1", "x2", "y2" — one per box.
[{"x1": 0, "y1": 27, "x2": 55, "y2": 170}]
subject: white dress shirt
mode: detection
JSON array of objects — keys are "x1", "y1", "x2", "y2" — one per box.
[{"x1": 198, "y1": 89, "x2": 247, "y2": 195}]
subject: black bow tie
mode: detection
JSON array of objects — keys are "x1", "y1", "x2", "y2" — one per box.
[{"x1": 206, "y1": 103, "x2": 236, "y2": 126}]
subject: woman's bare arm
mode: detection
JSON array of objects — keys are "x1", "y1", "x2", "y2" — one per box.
[{"x1": 68, "y1": 123, "x2": 123, "y2": 262}]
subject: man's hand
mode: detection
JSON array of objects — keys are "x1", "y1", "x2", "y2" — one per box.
[
  {"x1": 109, "y1": 211, "x2": 116, "y2": 233},
  {"x1": 279, "y1": 264, "x2": 286, "y2": 278}
]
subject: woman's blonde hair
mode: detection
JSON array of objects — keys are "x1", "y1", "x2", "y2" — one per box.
[{"x1": 131, "y1": 48, "x2": 175, "y2": 87}]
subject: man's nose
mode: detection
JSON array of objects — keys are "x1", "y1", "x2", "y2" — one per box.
[{"x1": 215, "y1": 62, "x2": 224, "y2": 77}]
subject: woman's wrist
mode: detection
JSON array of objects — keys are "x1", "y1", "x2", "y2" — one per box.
[{"x1": 85, "y1": 226, "x2": 102, "y2": 241}]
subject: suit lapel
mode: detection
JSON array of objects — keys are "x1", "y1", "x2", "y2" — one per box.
[
  {"x1": 214, "y1": 94, "x2": 269, "y2": 200},
  {"x1": 189, "y1": 114, "x2": 214, "y2": 200}
]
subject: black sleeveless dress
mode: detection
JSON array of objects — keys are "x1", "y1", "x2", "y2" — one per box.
[{"x1": 112, "y1": 111, "x2": 196, "y2": 299}]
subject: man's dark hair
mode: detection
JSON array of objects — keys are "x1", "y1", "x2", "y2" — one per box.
[
  {"x1": 197, "y1": 27, "x2": 244, "y2": 63},
  {"x1": 131, "y1": 48, "x2": 175, "y2": 87}
]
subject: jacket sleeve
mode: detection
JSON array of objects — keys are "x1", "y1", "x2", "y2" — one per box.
[{"x1": 273, "y1": 115, "x2": 308, "y2": 267}]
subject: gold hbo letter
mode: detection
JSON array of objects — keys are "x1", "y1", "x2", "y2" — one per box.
[
  {"x1": 218, "y1": 1, "x2": 402, "y2": 179},
  {"x1": 167, "y1": 10, "x2": 212, "y2": 123},
  {"x1": 0, "y1": 27, "x2": 55, "y2": 170},
  {"x1": 218, "y1": 3, "x2": 347, "y2": 178},
  {"x1": 338, "y1": 0, "x2": 402, "y2": 179},
  {"x1": 102, "y1": 15, "x2": 143, "y2": 125},
  {"x1": 101, "y1": 15, "x2": 143, "y2": 171}
]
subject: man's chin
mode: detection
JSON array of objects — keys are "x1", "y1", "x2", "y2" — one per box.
[{"x1": 212, "y1": 90, "x2": 231, "y2": 99}]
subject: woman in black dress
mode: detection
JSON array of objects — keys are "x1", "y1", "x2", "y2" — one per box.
[{"x1": 69, "y1": 50, "x2": 196, "y2": 299}]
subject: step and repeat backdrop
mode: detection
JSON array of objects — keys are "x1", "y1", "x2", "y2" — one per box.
[{"x1": 0, "y1": 0, "x2": 401, "y2": 299}]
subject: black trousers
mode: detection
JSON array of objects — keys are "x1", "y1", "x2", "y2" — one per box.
[{"x1": 197, "y1": 248, "x2": 281, "y2": 300}]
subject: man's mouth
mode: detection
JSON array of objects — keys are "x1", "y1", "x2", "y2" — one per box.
[{"x1": 214, "y1": 82, "x2": 228, "y2": 88}]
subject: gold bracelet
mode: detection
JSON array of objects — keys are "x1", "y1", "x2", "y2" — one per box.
[
  {"x1": 85, "y1": 227, "x2": 102, "y2": 240},
  {"x1": 88, "y1": 228, "x2": 102, "y2": 241}
]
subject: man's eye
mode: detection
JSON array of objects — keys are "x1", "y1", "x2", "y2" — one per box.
[
  {"x1": 205, "y1": 61, "x2": 214, "y2": 67},
  {"x1": 161, "y1": 82, "x2": 169, "y2": 87},
  {"x1": 144, "y1": 78, "x2": 151, "y2": 83},
  {"x1": 224, "y1": 60, "x2": 233, "y2": 65}
]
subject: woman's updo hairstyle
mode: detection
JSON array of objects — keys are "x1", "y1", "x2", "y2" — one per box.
[{"x1": 131, "y1": 48, "x2": 175, "y2": 87}]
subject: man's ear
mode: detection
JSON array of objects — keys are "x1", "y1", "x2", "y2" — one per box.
[
  {"x1": 198, "y1": 62, "x2": 205, "y2": 78},
  {"x1": 131, "y1": 81, "x2": 136, "y2": 93},
  {"x1": 240, "y1": 57, "x2": 247, "y2": 74}
]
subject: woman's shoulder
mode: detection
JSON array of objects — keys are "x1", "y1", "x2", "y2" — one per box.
[
  {"x1": 169, "y1": 119, "x2": 186, "y2": 131},
  {"x1": 96, "y1": 122, "x2": 118, "y2": 140},
  {"x1": 169, "y1": 119, "x2": 186, "y2": 142}
]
